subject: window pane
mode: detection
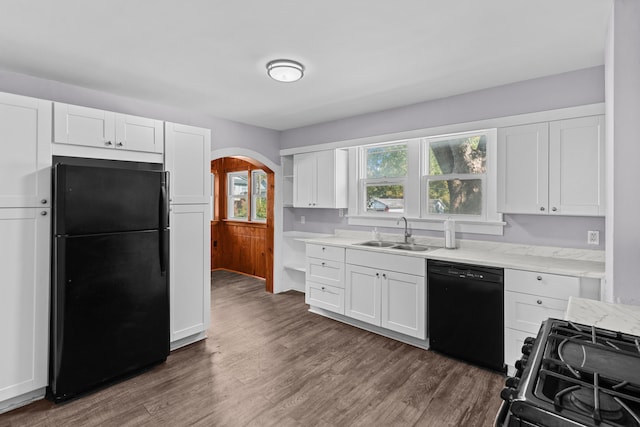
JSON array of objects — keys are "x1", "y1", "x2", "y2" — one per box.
[
  {"x1": 427, "y1": 178, "x2": 483, "y2": 215},
  {"x1": 253, "y1": 196, "x2": 267, "y2": 221},
  {"x1": 366, "y1": 144, "x2": 407, "y2": 179},
  {"x1": 229, "y1": 172, "x2": 248, "y2": 196},
  {"x1": 252, "y1": 170, "x2": 267, "y2": 196},
  {"x1": 429, "y1": 135, "x2": 486, "y2": 175},
  {"x1": 366, "y1": 184, "x2": 404, "y2": 213},
  {"x1": 229, "y1": 196, "x2": 248, "y2": 219}
]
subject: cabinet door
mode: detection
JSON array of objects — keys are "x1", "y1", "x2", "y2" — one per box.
[
  {"x1": 381, "y1": 271, "x2": 425, "y2": 339},
  {"x1": 345, "y1": 264, "x2": 381, "y2": 326},
  {"x1": 0, "y1": 93, "x2": 51, "y2": 208},
  {"x1": 314, "y1": 150, "x2": 335, "y2": 208},
  {"x1": 115, "y1": 113, "x2": 164, "y2": 153},
  {"x1": 53, "y1": 103, "x2": 115, "y2": 149},
  {"x1": 293, "y1": 152, "x2": 316, "y2": 207},
  {"x1": 497, "y1": 123, "x2": 549, "y2": 214},
  {"x1": 170, "y1": 204, "x2": 211, "y2": 343},
  {"x1": 0, "y1": 208, "x2": 50, "y2": 402},
  {"x1": 164, "y1": 122, "x2": 211, "y2": 204},
  {"x1": 549, "y1": 116, "x2": 605, "y2": 216}
]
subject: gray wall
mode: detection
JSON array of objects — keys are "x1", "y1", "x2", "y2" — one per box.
[
  {"x1": 281, "y1": 66, "x2": 606, "y2": 250},
  {"x1": 606, "y1": 0, "x2": 640, "y2": 305},
  {"x1": 281, "y1": 66, "x2": 605, "y2": 149},
  {"x1": 0, "y1": 68, "x2": 282, "y2": 165}
]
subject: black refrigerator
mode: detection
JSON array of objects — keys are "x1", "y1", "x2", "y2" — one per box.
[{"x1": 49, "y1": 157, "x2": 170, "y2": 402}]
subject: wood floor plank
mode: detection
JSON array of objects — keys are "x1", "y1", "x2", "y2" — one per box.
[{"x1": 1, "y1": 270, "x2": 505, "y2": 426}]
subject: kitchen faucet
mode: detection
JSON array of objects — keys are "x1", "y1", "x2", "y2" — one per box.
[{"x1": 397, "y1": 216, "x2": 411, "y2": 243}]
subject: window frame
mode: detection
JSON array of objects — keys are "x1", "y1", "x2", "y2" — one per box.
[
  {"x1": 251, "y1": 169, "x2": 268, "y2": 222},
  {"x1": 420, "y1": 131, "x2": 491, "y2": 221},
  {"x1": 227, "y1": 171, "x2": 249, "y2": 221}
]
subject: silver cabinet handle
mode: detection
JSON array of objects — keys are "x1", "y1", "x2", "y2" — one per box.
[
  {"x1": 551, "y1": 207, "x2": 557, "y2": 212},
  {"x1": 104, "y1": 141, "x2": 113, "y2": 146},
  {"x1": 539, "y1": 206, "x2": 545, "y2": 211},
  {"x1": 116, "y1": 142, "x2": 124, "y2": 147},
  {"x1": 537, "y1": 276, "x2": 542, "y2": 281},
  {"x1": 537, "y1": 299, "x2": 542, "y2": 305},
  {"x1": 41, "y1": 199, "x2": 47, "y2": 204},
  {"x1": 40, "y1": 211, "x2": 47, "y2": 216}
]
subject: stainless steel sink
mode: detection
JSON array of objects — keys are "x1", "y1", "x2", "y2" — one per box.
[
  {"x1": 356, "y1": 240, "x2": 397, "y2": 248},
  {"x1": 390, "y1": 244, "x2": 432, "y2": 251}
]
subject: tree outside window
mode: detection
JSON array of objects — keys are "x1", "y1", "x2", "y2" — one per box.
[{"x1": 362, "y1": 143, "x2": 407, "y2": 214}]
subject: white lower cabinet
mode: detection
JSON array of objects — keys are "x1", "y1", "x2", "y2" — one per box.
[
  {"x1": 170, "y1": 204, "x2": 211, "y2": 347},
  {"x1": 345, "y1": 249, "x2": 426, "y2": 339},
  {"x1": 503, "y1": 268, "x2": 600, "y2": 374},
  {"x1": 0, "y1": 208, "x2": 50, "y2": 409},
  {"x1": 305, "y1": 244, "x2": 345, "y2": 315}
]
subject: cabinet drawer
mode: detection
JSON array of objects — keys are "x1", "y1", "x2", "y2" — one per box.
[
  {"x1": 505, "y1": 269, "x2": 579, "y2": 299},
  {"x1": 306, "y1": 281, "x2": 344, "y2": 314},
  {"x1": 505, "y1": 290, "x2": 567, "y2": 334},
  {"x1": 306, "y1": 258, "x2": 345, "y2": 288},
  {"x1": 306, "y1": 244, "x2": 345, "y2": 262}
]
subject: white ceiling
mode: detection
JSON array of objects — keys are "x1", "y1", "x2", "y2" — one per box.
[{"x1": 0, "y1": 0, "x2": 611, "y2": 131}]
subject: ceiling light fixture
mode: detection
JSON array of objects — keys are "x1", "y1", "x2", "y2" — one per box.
[{"x1": 266, "y1": 59, "x2": 304, "y2": 83}]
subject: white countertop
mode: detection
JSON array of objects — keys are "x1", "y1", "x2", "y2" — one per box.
[
  {"x1": 565, "y1": 296, "x2": 640, "y2": 336},
  {"x1": 302, "y1": 230, "x2": 605, "y2": 279}
]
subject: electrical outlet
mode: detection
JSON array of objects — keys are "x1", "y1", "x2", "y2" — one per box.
[
  {"x1": 338, "y1": 208, "x2": 344, "y2": 217},
  {"x1": 587, "y1": 230, "x2": 600, "y2": 245},
  {"x1": 301, "y1": 215, "x2": 305, "y2": 224}
]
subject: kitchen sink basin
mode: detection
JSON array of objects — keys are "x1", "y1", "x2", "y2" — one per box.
[
  {"x1": 390, "y1": 244, "x2": 432, "y2": 251},
  {"x1": 356, "y1": 240, "x2": 397, "y2": 248}
]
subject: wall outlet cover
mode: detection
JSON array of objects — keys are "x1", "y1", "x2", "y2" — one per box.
[{"x1": 587, "y1": 230, "x2": 600, "y2": 245}]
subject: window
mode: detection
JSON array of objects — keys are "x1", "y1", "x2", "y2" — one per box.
[
  {"x1": 251, "y1": 170, "x2": 267, "y2": 222},
  {"x1": 227, "y1": 171, "x2": 248, "y2": 220},
  {"x1": 360, "y1": 143, "x2": 408, "y2": 214},
  {"x1": 423, "y1": 132, "x2": 488, "y2": 218}
]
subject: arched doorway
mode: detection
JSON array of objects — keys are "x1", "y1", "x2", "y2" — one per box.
[{"x1": 209, "y1": 151, "x2": 277, "y2": 293}]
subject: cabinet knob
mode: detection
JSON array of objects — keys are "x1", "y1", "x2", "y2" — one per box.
[
  {"x1": 40, "y1": 211, "x2": 47, "y2": 216},
  {"x1": 539, "y1": 206, "x2": 545, "y2": 211},
  {"x1": 116, "y1": 142, "x2": 124, "y2": 147},
  {"x1": 383, "y1": 273, "x2": 387, "y2": 279},
  {"x1": 551, "y1": 207, "x2": 557, "y2": 212},
  {"x1": 40, "y1": 199, "x2": 47, "y2": 204},
  {"x1": 321, "y1": 286, "x2": 325, "y2": 291},
  {"x1": 321, "y1": 262, "x2": 325, "y2": 267},
  {"x1": 536, "y1": 276, "x2": 542, "y2": 281},
  {"x1": 537, "y1": 299, "x2": 542, "y2": 305},
  {"x1": 376, "y1": 273, "x2": 380, "y2": 277},
  {"x1": 104, "y1": 140, "x2": 113, "y2": 146},
  {"x1": 322, "y1": 247, "x2": 325, "y2": 251}
]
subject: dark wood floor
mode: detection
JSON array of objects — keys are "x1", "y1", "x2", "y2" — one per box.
[{"x1": 1, "y1": 270, "x2": 505, "y2": 426}]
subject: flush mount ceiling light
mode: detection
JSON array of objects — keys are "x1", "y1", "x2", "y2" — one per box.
[{"x1": 266, "y1": 59, "x2": 304, "y2": 83}]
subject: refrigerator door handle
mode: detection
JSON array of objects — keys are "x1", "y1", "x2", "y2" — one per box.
[
  {"x1": 159, "y1": 230, "x2": 168, "y2": 276},
  {"x1": 161, "y1": 171, "x2": 170, "y2": 229}
]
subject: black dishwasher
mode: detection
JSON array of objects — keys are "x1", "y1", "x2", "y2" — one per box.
[{"x1": 427, "y1": 260, "x2": 504, "y2": 372}]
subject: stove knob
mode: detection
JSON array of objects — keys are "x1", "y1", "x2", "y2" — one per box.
[
  {"x1": 500, "y1": 387, "x2": 518, "y2": 401},
  {"x1": 521, "y1": 343, "x2": 534, "y2": 356},
  {"x1": 524, "y1": 337, "x2": 536, "y2": 346},
  {"x1": 515, "y1": 355, "x2": 529, "y2": 371},
  {"x1": 505, "y1": 377, "x2": 520, "y2": 388}
]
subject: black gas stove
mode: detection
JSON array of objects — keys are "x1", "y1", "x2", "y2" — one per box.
[{"x1": 496, "y1": 318, "x2": 640, "y2": 427}]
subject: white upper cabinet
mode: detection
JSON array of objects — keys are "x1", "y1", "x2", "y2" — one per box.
[
  {"x1": 164, "y1": 122, "x2": 211, "y2": 205},
  {"x1": 549, "y1": 116, "x2": 605, "y2": 216},
  {"x1": 53, "y1": 103, "x2": 163, "y2": 153},
  {"x1": 498, "y1": 115, "x2": 604, "y2": 216},
  {"x1": 293, "y1": 149, "x2": 348, "y2": 209},
  {"x1": 0, "y1": 93, "x2": 51, "y2": 208},
  {"x1": 115, "y1": 113, "x2": 164, "y2": 153}
]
